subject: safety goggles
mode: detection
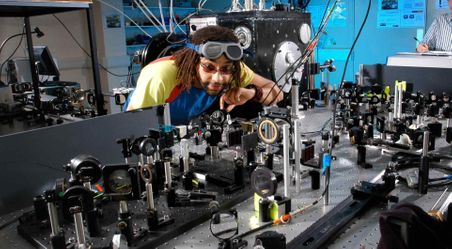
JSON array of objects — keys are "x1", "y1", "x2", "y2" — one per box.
[{"x1": 185, "y1": 41, "x2": 243, "y2": 61}]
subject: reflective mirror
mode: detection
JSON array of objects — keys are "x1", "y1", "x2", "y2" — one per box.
[{"x1": 251, "y1": 167, "x2": 277, "y2": 198}]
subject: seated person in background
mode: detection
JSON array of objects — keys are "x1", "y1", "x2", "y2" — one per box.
[
  {"x1": 126, "y1": 25, "x2": 283, "y2": 125},
  {"x1": 416, "y1": 0, "x2": 452, "y2": 52}
]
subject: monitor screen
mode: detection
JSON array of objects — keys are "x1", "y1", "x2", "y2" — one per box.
[{"x1": 33, "y1": 46, "x2": 59, "y2": 77}]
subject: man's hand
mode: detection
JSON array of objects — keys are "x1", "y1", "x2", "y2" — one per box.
[
  {"x1": 220, "y1": 87, "x2": 255, "y2": 112},
  {"x1": 416, "y1": 43, "x2": 429, "y2": 53}
]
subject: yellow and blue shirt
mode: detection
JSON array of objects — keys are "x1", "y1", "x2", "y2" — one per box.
[{"x1": 127, "y1": 57, "x2": 254, "y2": 124}]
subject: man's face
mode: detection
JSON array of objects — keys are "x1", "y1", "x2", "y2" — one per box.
[
  {"x1": 449, "y1": 0, "x2": 452, "y2": 12},
  {"x1": 196, "y1": 55, "x2": 235, "y2": 96}
]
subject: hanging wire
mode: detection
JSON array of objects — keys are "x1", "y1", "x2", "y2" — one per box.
[
  {"x1": 157, "y1": 0, "x2": 168, "y2": 32},
  {"x1": 0, "y1": 25, "x2": 25, "y2": 84},
  {"x1": 169, "y1": 0, "x2": 174, "y2": 33},
  {"x1": 53, "y1": 14, "x2": 139, "y2": 78},
  {"x1": 134, "y1": 0, "x2": 167, "y2": 32},
  {"x1": 330, "y1": 0, "x2": 373, "y2": 155},
  {"x1": 260, "y1": 0, "x2": 339, "y2": 105}
]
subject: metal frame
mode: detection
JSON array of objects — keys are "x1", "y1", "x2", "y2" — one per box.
[{"x1": 0, "y1": 0, "x2": 105, "y2": 116}]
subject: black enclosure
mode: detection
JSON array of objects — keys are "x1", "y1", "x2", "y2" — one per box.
[
  {"x1": 33, "y1": 45, "x2": 60, "y2": 77},
  {"x1": 0, "y1": 107, "x2": 159, "y2": 215},
  {"x1": 362, "y1": 64, "x2": 452, "y2": 94}
]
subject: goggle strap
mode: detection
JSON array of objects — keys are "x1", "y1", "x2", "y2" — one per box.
[{"x1": 184, "y1": 43, "x2": 201, "y2": 54}]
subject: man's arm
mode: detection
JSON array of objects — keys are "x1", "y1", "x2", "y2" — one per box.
[
  {"x1": 220, "y1": 72, "x2": 283, "y2": 112},
  {"x1": 249, "y1": 73, "x2": 283, "y2": 105},
  {"x1": 416, "y1": 43, "x2": 429, "y2": 53},
  {"x1": 417, "y1": 17, "x2": 439, "y2": 52}
]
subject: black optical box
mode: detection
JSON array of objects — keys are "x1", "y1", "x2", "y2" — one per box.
[{"x1": 188, "y1": 11, "x2": 311, "y2": 83}]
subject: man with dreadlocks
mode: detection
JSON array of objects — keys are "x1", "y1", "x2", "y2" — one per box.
[{"x1": 127, "y1": 25, "x2": 283, "y2": 125}]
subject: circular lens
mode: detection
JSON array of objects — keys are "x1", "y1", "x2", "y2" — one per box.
[
  {"x1": 115, "y1": 94, "x2": 126, "y2": 105},
  {"x1": 257, "y1": 119, "x2": 279, "y2": 144},
  {"x1": 69, "y1": 154, "x2": 102, "y2": 184},
  {"x1": 109, "y1": 169, "x2": 132, "y2": 194},
  {"x1": 210, "y1": 110, "x2": 226, "y2": 125},
  {"x1": 370, "y1": 95, "x2": 380, "y2": 104},
  {"x1": 210, "y1": 212, "x2": 238, "y2": 240},
  {"x1": 254, "y1": 175, "x2": 273, "y2": 195},
  {"x1": 250, "y1": 167, "x2": 277, "y2": 198},
  {"x1": 139, "y1": 138, "x2": 155, "y2": 156}
]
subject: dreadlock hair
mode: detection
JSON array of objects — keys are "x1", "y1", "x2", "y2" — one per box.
[{"x1": 174, "y1": 25, "x2": 242, "y2": 91}]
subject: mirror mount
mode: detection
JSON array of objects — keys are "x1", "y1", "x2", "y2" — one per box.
[{"x1": 218, "y1": 237, "x2": 248, "y2": 249}]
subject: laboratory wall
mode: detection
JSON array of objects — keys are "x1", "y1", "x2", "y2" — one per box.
[
  {"x1": 0, "y1": 0, "x2": 448, "y2": 113},
  {"x1": 311, "y1": 0, "x2": 449, "y2": 87}
]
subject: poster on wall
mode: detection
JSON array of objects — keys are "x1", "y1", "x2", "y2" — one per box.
[
  {"x1": 105, "y1": 14, "x2": 121, "y2": 28},
  {"x1": 437, "y1": 0, "x2": 449, "y2": 9},
  {"x1": 307, "y1": 1, "x2": 348, "y2": 29},
  {"x1": 377, "y1": 0, "x2": 425, "y2": 28}
]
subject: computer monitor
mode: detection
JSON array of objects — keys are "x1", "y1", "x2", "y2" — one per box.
[{"x1": 33, "y1": 46, "x2": 59, "y2": 77}]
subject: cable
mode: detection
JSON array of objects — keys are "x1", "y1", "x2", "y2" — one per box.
[
  {"x1": 36, "y1": 161, "x2": 66, "y2": 173},
  {"x1": 318, "y1": 0, "x2": 332, "y2": 32},
  {"x1": 338, "y1": 5, "x2": 370, "y2": 88},
  {"x1": 233, "y1": 180, "x2": 329, "y2": 240},
  {"x1": 125, "y1": 56, "x2": 137, "y2": 88},
  {"x1": 398, "y1": 175, "x2": 452, "y2": 189},
  {"x1": 199, "y1": 0, "x2": 208, "y2": 9},
  {"x1": 229, "y1": 0, "x2": 243, "y2": 12},
  {"x1": 137, "y1": 0, "x2": 166, "y2": 28},
  {"x1": 330, "y1": 0, "x2": 372, "y2": 156},
  {"x1": 438, "y1": 155, "x2": 452, "y2": 161},
  {"x1": 300, "y1": 0, "x2": 312, "y2": 10},
  {"x1": 52, "y1": 14, "x2": 139, "y2": 78},
  {"x1": 196, "y1": 0, "x2": 216, "y2": 14},
  {"x1": 158, "y1": 0, "x2": 167, "y2": 32},
  {"x1": 429, "y1": 175, "x2": 452, "y2": 182},
  {"x1": 429, "y1": 182, "x2": 452, "y2": 188},
  {"x1": 0, "y1": 32, "x2": 24, "y2": 56},
  {"x1": 134, "y1": 0, "x2": 166, "y2": 32},
  {"x1": 265, "y1": 2, "x2": 337, "y2": 104},
  {"x1": 169, "y1": 0, "x2": 174, "y2": 33},
  {"x1": 312, "y1": 0, "x2": 333, "y2": 85},
  {"x1": 390, "y1": 153, "x2": 452, "y2": 188},
  {"x1": 0, "y1": 217, "x2": 19, "y2": 231},
  {"x1": 279, "y1": 3, "x2": 336, "y2": 97},
  {"x1": 261, "y1": 1, "x2": 338, "y2": 105},
  {"x1": 164, "y1": 5, "x2": 214, "y2": 44},
  {"x1": 0, "y1": 26, "x2": 25, "y2": 84},
  {"x1": 165, "y1": 12, "x2": 198, "y2": 44},
  {"x1": 236, "y1": 220, "x2": 273, "y2": 239},
  {"x1": 164, "y1": 0, "x2": 215, "y2": 43},
  {"x1": 300, "y1": 116, "x2": 332, "y2": 136}
]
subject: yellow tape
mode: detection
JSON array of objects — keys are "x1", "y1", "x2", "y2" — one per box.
[
  {"x1": 254, "y1": 192, "x2": 261, "y2": 212},
  {"x1": 269, "y1": 201, "x2": 279, "y2": 220},
  {"x1": 395, "y1": 80, "x2": 407, "y2": 91}
]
